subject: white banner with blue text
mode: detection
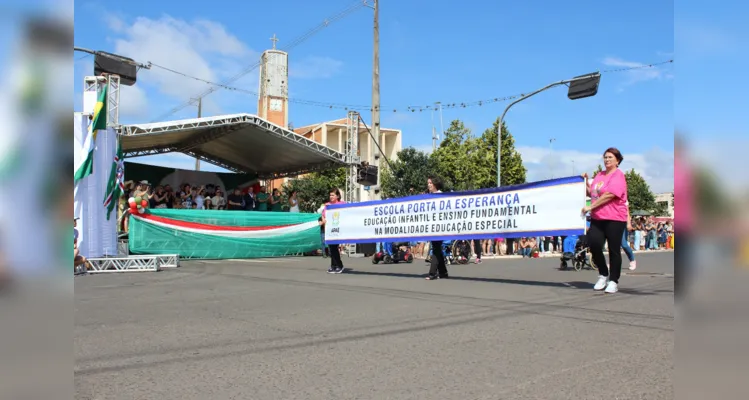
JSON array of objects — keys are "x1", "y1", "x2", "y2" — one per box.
[{"x1": 324, "y1": 176, "x2": 587, "y2": 244}]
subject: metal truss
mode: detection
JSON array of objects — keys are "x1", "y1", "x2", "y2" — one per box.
[
  {"x1": 343, "y1": 111, "x2": 361, "y2": 256},
  {"x1": 83, "y1": 75, "x2": 120, "y2": 126},
  {"x1": 344, "y1": 111, "x2": 360, "y2": 204},
  {"x1": 83, "y1": 254, "x2": 180, "y2": 274},
  {"x1": 119, "y1": 114, "x2": 250, "y2": 135},
  {"x1": 118, "y1": 113, "x2": 352, "y2": 178},
  {"x1": 107, "y1": 75, "x2": 121, "y2": 127},
  {"x1": 85, "y1": 256, "x2": 161, "y2": 273},
  {"x1": 173, "y1": 123, "x2": 243, "y2": 153},
  {"x1": 250, "y1": 115, "x2": 347, "y2": 164}
]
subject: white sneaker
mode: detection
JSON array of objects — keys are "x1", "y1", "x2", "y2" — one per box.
[
  {"x1": 629, "y1": 260, "x2": 637, "y2": 270},
  {"x1": 594, "y1": 275, "x2": 608, "y2": 291},
  {"x1": 604, "y1": 281, "x2": 618, "y2": 294}
]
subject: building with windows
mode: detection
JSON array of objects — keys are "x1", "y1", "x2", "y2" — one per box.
[{"x1": 655, "y1": 191, "x2": 674, "y2": 217}]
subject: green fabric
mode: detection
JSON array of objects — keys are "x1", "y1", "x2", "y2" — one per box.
[
  {"x1": 104, "y1": 138, "x2": 123, "y2": 220},
  {"x1": 256, "y1": 192, "x2": 269, "y2": 211},
  {"x1": 128, "y1": 209, "x2": 322, "y2": 259}
]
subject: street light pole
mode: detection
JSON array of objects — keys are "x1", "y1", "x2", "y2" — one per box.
[{"x1": 496, "y1": 72, "x2": 600, "y2": 187}]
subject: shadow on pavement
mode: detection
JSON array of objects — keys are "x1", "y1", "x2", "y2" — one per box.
[{"x1": 345, "y1": 269, "x2": 589, "y2": 289}]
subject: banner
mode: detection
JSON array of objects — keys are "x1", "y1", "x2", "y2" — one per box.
[
  {"x1": 73, "y1": 113, "x2": 118, "y2": 257},
  {"x1": 324, "y1": 176, "x2": 587, "y2": 244},
  {"x1": 129, "y1": 209, "x2": 322, "y2": 259}
]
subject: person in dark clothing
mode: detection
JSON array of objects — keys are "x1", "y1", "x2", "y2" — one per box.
[
  {"x1": 242, "y1": 188, "x2": 255, "y2": 211},
  {"x1": 473, "y1": 239, "x2": 482, "y2": 263},
  {"x1": 227, "y1": 188, "x2": 244, "y2": 210},
  {"x1": 426, "y1": 176, "x2": 448, "y2": 280},
  {"x1": 320, "y1": 188, "x2": 345, "y2": 274}
]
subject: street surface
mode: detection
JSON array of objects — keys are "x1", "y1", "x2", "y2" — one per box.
[{"x1": 75, "y1": 252, "x2": 673, "y2": 400}]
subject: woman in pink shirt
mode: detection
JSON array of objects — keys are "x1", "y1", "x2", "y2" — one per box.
[
  {"x1": 581, "y1": 147, "x2": 629, "y2": 294},
  {"x1": 320, "y1": 188, "x2": 346, "y2": 274}
]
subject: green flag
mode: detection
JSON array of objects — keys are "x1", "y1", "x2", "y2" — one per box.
[{"x1": 74, "y1": 85, "x2": 107, "y2": 183}]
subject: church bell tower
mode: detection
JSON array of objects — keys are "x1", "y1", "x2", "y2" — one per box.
[{"x1": 257, "y1": 34, "x2": 289, "y2": 128}]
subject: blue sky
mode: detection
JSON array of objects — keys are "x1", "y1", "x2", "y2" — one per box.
[{"x1": 73, "y1": 0, "x2": 681, "y2": 191}]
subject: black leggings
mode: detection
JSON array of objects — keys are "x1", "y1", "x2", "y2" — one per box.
[
  {"x1": 429, "y1": 240, "x2": 448, "y2": 276},
  {"x1": 588, "y1": 219, "x2": 627, "y2": 283},
  {"x1": 328, "y1": 244, "x2": 343, "y2": 269},
  {"x1": 674, "y1": 231, "x2": 689, "y2": 299}
]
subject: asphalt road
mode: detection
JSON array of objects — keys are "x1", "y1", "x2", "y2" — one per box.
[{"x1": 75, "y1": 252, "x2": 674, "y2": 400}]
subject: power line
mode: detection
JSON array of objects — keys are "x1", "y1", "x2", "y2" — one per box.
[
  {"x1": 150, "y1": 0, "x2": 369, "y2": 122},
  {"x1": 149, "y1": 58, "x2": 674, "y2": 114},
  {"x1": 601, "y1": 59, "x2": 672, "y2": 73}
]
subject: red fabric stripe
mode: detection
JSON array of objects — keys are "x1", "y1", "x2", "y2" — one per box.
[{"x1": 137, "y1": 213, "x2": 297, "y2": 231}]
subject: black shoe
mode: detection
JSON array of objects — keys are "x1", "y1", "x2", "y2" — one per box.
[
  {"x1": 425, "y1": 274, "x2": 440, "y2": 280},
  {"x1": 439, "y1": 274, "x2": 449, "y2": 279},
  {"x1": 335, "y1": 267, "x2": 344, "y2": 274},
  {"x1": 327, "y1": 268, "x2": 336, "y2": 274}
]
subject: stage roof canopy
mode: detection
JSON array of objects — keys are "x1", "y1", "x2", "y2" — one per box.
[{"x1": 118, "y1": 114, "x2": 348, "y2": 178}]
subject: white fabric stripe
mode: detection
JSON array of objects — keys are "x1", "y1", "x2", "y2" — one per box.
[{"x1": 134, "y1": 216, "x2": 320, "y2": 238}]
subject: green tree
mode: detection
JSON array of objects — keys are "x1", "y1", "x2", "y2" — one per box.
[
  {"x1": 472, "y1": 118, "x2": 527, "y2": 188},
  {"x1": 592, "y1": 164, "x2": 603, "y2": 177},
  {"x1": 624, "y1": 169, "x2": 658, "y2": 213},
  {"x1": 282, "y1": 167, "x2": 346, "y2": 213},
  {"x1": 429, "y1": 120, "x2": 478, "y2": 191},
  {"x1": 380, "y1": 147, "x2": 434, "y2": 198}
]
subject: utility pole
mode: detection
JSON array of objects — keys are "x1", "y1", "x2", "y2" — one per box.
[
  {"x1": 436, "y1": 101, "x2": 444, "y2": 141},
  {"x1": 431, "y1": 107, "x2": 437, "y2": 151},
  {"x1": 195, "y1": 97, "x2": 202, "y2": 171},
  {"x1": 372, "y1": 0, "x2": 381, "y2": 196}
]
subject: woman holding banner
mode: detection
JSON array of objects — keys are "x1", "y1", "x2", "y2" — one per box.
[
  {"x1": 320, "y1": 188, "x2": 346, "y2": 274},
  {"x1": 582, "y1": 147, "x2": 629, "y2": 294},
  {"x1": 425, "y1": 176, "x2": 449, "y2": 280}
]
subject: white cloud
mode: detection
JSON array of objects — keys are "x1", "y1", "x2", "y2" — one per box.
[
  {"x1": 105, "y1": 15, "x2": 259, "y2": 118},
  {"x1": 601, "y1": 57, "x2": 674, "y2": 90},
  {"x1": 517, "y1": 145, "x2": 674, "y2": 193},
  {"x1": 289, "y1": 56, "x2": 343, "y2": 79},
  {"x1": 119, "y1": 84, "x2": 149, "y2": 118}
]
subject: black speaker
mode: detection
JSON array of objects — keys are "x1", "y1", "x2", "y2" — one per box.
[
  {"x1": 356, "y1": 165, "x2": 378, "y2": 186},
  {"x1": 94, "y1": 52, "x2": 138, "y2": 86},
  {"x1": 567, "y1": 73, "x2": 601, "y2": 100},
  {"x1": 356, "y1": 243, "x2": 377, "y2": 257}
]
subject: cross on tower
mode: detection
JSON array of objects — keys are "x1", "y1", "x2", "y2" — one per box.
[{"x1": 270, "y1": 34, "x2": 279, "y2": 49}]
